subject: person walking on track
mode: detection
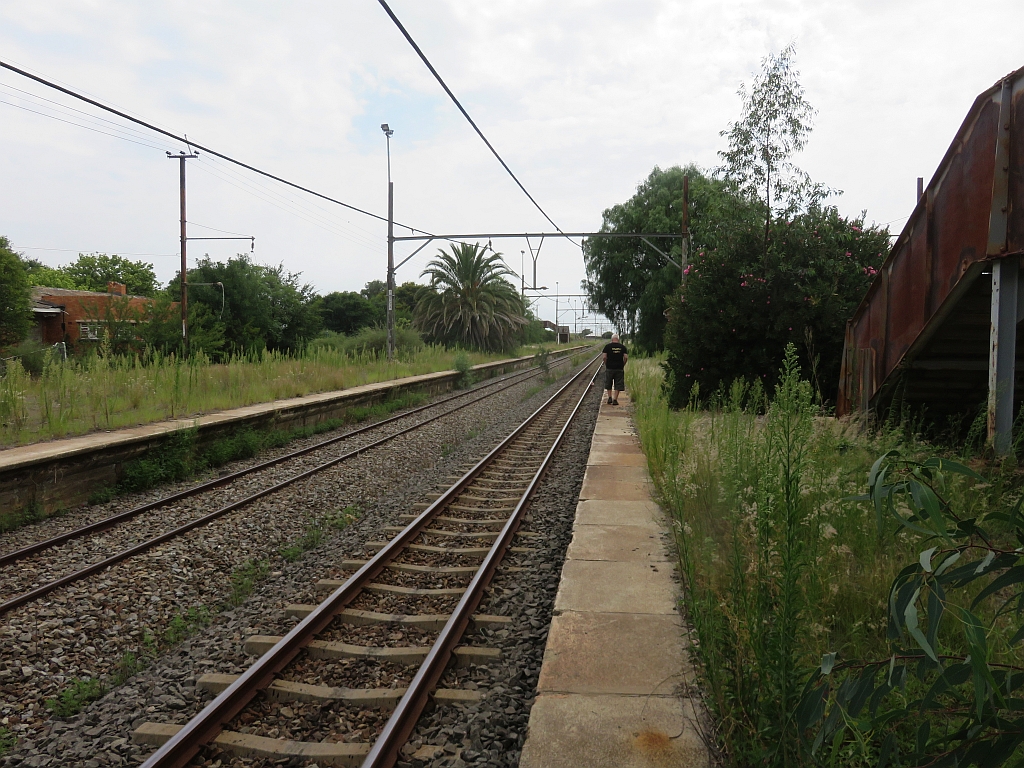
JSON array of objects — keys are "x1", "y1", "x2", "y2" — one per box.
[{"x1": 602, "y1": 334, "x2": 628, "y2": 405}]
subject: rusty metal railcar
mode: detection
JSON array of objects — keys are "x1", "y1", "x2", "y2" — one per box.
[{"x1": 838, "y1": 66, "x2": 1024, "y2": 450}]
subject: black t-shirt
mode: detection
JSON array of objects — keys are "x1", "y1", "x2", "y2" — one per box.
[{"x1": 603, "y1": 342, "x2": 627, "y2": 369}]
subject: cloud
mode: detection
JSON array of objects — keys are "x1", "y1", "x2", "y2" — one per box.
[{"x1": 0, "y1": 0, "x2": 1021, "y2": 334}]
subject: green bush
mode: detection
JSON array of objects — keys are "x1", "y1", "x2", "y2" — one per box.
[
  {"x1": 309, "y1": 326, "x2": 424, "y2": 356},
  {"x1": 453, "y1": 352, "x2": 474, "y2": 388}
]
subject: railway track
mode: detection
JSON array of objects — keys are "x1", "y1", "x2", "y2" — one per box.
[
  {"x1": 132, "y1": 354, "x2": 601, "y2": 767},
  {"x1": 0, "y1": 353, "x2": 578, "y2": 618}
]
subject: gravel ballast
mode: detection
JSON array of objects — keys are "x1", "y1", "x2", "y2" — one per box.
[{"x1": 0, "y1": 356, "x2": 597, "y2": 767}]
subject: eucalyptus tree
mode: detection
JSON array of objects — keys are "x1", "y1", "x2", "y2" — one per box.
[
  {"x1": 414, "y1": 243, "x2": 527, "y2": 352},
  {"x1": 719, "y1": 43, "x2": 831, "y2": 255}
]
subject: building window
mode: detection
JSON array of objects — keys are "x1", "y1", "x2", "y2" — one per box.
[{"x1": 77, "y1": 322, "x2": 105, "y2": 340}]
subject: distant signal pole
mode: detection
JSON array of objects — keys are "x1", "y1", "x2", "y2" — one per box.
[{"x1": 168, "y1": 149, "x2": 198, "y2": 356}]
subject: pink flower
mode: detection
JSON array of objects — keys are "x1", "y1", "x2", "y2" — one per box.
[{"x1": 845, "y1": 251, "x2": 852, "y2": 257}]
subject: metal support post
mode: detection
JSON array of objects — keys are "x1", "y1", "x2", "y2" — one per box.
[
  {"x1": 988, "y1": 257, "x2": 1019, "y2": 453},
  {"x1": 382, "y1": 123, "x2": 396, "y2": 361},
  {"x1": 681, "y1": 174, "x2": 690, "y2": 282},
  {"x1": 986, "y1": 78, "x2": 1015, "y2": 454},
  {"x1": 387, "y1": 180, "x2": 395, "y2": 361}
]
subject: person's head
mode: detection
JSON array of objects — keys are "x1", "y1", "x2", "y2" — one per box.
[{"x1": 611, "y1": 334, "x2": 619, "y2": 342}]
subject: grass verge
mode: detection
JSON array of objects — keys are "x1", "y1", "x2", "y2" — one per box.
[{"x1": 628, "y1": 350, "x2": 1024, "y2": 766}]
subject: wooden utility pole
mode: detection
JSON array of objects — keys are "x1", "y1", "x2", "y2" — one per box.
[
  {"x1": 168, "y1": 150, "x2": 198, "y2": 356},
  {"x1": 681, "y1": 174, "x2": 690, "y2": 283}
]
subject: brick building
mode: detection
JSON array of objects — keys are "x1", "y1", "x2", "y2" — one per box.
[{"x1": 30, "y1": 282, "x2": 158, "y2": 346}]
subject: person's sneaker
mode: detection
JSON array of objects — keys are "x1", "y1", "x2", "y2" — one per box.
[
  {"x1": 607, "y1": 398, "x2": 613, "y2": 405},
  {"x1": 612, "y1": 399, "x2": 619, "y2": 405}
]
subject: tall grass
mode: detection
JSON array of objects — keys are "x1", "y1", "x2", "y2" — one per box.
[
  {"x1": 627, "y1": 351, "x2": 1013, "y2": 765},
  {"x1": 0, "y1": 341, "x2": 582, "y2": 447}
]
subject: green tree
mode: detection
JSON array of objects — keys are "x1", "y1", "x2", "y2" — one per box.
[
  {"x1": 0, "y1": 238, "x2": 32, "y2": 350},
  {"x1": 20, "y1": 258, "x2": 78, "y2": 289},
  {"x1": 719, "y1": 43, "x2": 829, "y2": 254},
  {"x1": 584, "y1": 165, "x2": 723, "y2": 352},
  {"x1": 63, "y1": 253, "x2": 160, "y2": 296},
  {"x1": 414, "y1": 243, "x2": 527, "y2": 352},
  {"x1": 320, "y1": 291, "x2": 380, "y2": 334},
  {"x1": 138, "y1": 295, "x2": 225, "y2": 357},
  {"x1": 170, "y1": 254, "x2": 320, "y2": 355},
  {"x1": 394, "y1": 281, "x2": 422, "y2": 327}
]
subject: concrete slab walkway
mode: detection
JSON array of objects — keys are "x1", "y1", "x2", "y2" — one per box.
[{"x1": 520, "y1": 393, "x2": 709, "y2": 768}]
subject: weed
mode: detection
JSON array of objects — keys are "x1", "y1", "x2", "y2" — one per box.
[
  {"x1": 533, "y1": 347, "x2": 550, "y2": 374},
  {"x1": 163, "y1": 605, "x2": 211, "y2": 645},
  {"x1": 112, "y1": 651, "x2": 143, "y2": 686},
  {"x1": 278, "y1": 515, "x2": 339, "y2": 563},
  {"x1": 88, "y1": 486, "x2": 116, "y2": 506},
  {"x1": 440, "y1": 443, "x2": 454, "y2": 458},
  {"x1": 1, "y1": 343, "x2": 522, "y2": 447},
  {"x1": 627, "y1": 350, "x2": 943, "y2": 765},
  {"x1": 226, "y1": 559, "x2": 270, "y2": 607},
  {"x1": 453, "y1": 352, "x2": 474, "y2": 388},
  {"x1": 141, "y1": 630, "x2": 158, "y2": 657},
  {"x1": 0, "y1": 501, "x2": 44, "y2": 534},
  {"x1": 45, "y1": 678, "x2": 106, "y2": 717},
  {"x1": 325, "y1": 505, "x2": 360, "y2": 531},
  {"x1": 0, "y1": 727, "x2": 15, "y2": 755}
]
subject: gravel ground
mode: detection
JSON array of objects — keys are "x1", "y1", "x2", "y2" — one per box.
[
  {"x1": 399, "y1": 380, "x2": 601, "y2": 768},
  {"x1": 0, "y1": 362, "x2": 568, "y2": 602},
  {"x1": 0, "y1": 356, "x2": 596, "y2": 767}
]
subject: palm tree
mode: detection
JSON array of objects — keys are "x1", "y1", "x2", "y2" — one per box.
[{"x1": 414, "y1": 243, "x2": 527, "y2": 352}]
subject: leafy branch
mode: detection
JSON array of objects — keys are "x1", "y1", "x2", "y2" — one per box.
[{"x1": 798, "y1": 450, "x2": 1024, "y2": 766}]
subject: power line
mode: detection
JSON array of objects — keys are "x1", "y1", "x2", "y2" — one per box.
[
  {"x1": 0, "y1": 97, "x2": 172, "y2": 151},
  {"x1": 0, "y1": 58, "x2": 433, "y2": 235},
  {"x1": 376, "y1": 0, "x2": 568, "y2": 238},
  {"x1": 14, "y1": 245, "x2": 177, "y2": 258}
]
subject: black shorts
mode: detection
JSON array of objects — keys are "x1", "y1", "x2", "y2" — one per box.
[{"x1": 604, "y1": 368, "x2": 624, "y2": 391}]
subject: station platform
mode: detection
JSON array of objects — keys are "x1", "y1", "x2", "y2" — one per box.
[{"x1": 520, "y1": 393, "x2": 709, "y2": 767}]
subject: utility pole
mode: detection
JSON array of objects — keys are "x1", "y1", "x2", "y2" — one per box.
[
  {"x1": 681, "y1": 174, "x2": 690, "y2": 283},
  {"x1": 168, "y1": 150, "x2": 198, "y2": 355},
  {"x1": 381, "y1": 124, "x2": 396, "y2": 361},
  {"x1": 555, "y1": 281, "x2": 559, "y2": 344}
]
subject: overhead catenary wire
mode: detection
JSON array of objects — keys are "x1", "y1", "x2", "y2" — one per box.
[
  {"x1": 0, "y1": 57, "x2": 435, "y2": 235},
  {"x1": 0, "y1": 97, "x2": 173, "y2": 152},
  {"x1": 375, "y1": 0, "x2": 573, "y2": 243},
  {"x1": 0, "y1": 80, "x2": 388, "y2": 252}
]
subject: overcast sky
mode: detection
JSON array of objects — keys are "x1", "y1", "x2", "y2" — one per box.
[{"x1": 1, "y1": 1, "x2": 1022, "y2": 331}]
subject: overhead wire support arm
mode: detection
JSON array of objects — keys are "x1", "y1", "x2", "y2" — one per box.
[
  {"x1": 640, "y1": 237, "x2": 681, "y2": 270},
  {"x1": 391, "y1": 232, "x2": 684, "y2": 242},
  {"x1": 186, "y1": 236, "x2": 255, "y2": 252},
  {"x1": 394, "y1": 237, "x2": 436, "y2": 271}
]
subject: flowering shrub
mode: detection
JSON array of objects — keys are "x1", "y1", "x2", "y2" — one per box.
[{"x1": 664, "y1": 204, "x2": 889, "y2": 407}]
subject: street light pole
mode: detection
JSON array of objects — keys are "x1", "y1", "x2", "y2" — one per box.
[{"x1": 382, "y1": 123, "x2": 396, "y2": 361}]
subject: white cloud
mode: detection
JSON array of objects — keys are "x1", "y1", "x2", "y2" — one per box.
[{"x1": 0, "y1": 0, "x2": 1021, "y2": 333}]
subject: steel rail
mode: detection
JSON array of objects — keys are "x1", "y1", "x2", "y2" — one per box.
[
  {"x1": 0, "y1": 353, "x2": 578, "y2": 569},
  {"x1": 364, "y1": 359, "x2": 601, "y2": 767},
  {"x1": 138, "y1": 353, "x2": 601, "y2": 768},
  {"x1": 0, "y1": 355, "x2": 585, "y2": 617}
]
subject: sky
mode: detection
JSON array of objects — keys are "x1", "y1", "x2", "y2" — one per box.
[{"x1": 0, "y1": 0, "x2": 1022, "y2": 332}]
